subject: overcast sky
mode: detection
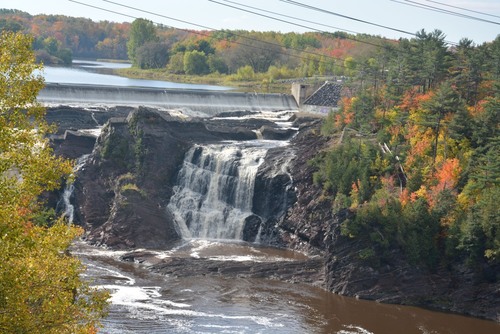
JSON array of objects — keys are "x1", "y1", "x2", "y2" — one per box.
[{"x1": 5, "y1": 0, "x2": 500, "y2": 44}]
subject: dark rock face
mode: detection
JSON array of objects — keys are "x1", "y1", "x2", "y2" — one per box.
[
  {"x1": 51, "y1": 130, "x2": 97, "y2": 159},
  {"x1": 269, "y1": 119, "x2": 500, "y2": 322},
  {"x1": 73, "y1": 108, "x2": 213, "y2": 249},
  {"x1": 242, "y1": 215, "x2": 262, "y2": 242},
  {"x1": 48, "y1": 106, "x2": 499, "y2": 321},
  {"x1": 46, "y1": 105, "x2": 133, "y2": 134},
  {"x1": 65, "y1": 106, "x2": 300, "y2": 249}
]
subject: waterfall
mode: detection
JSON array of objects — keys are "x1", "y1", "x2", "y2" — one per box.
[
  {"x1": 61, "y1": 183, "x2": 75, "y2": 223},
  {"x1": 167, "y1": 143, "x2": 268, "y2": 240},
  {"x1": 57, "y1": 154, "x2": 90, "y2": 224}
]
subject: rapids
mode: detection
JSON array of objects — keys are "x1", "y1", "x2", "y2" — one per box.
[
  {"x1": 53, "y1": 60, "x2": 499, "y2": 333},
  {"x1": 72, "y1": 241, "x2": 500, "y2": 334}
]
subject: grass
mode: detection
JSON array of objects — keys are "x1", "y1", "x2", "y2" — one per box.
[{"x1": 114, "y1": 67, "x2": 315, "y2": 94}]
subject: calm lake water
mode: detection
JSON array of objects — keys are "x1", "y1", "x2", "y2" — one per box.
[
  {"x1": 57, "y1": 60, "x2": 499, "y2": 333},
  {"x1": 43, "y1": 60, "x2": 230, "y2": 90}
]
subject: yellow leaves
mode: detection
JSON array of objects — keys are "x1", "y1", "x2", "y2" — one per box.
[
  {"x1": 0, "y1": 220, "x2": 108, "y2": 333},
  {"x1": 412, "y1": 185, "x2": 429, "y2": 201},
  {"x1": 0, "y1": 31, "x2": 108, "y2": 333}
]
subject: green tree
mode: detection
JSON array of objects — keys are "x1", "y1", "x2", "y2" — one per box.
[
  {"x1": 136, "y1": 42, "x2": 169, "y2": 69},
  {"x1": 411, "y1": 29, "x2": 451, "y2": 92},
  {"x1": 344, "y1": 56, "x2": 357, "y2": 76},
  {"x1": 224, "y1": 37, "x2": 282, "y2": 73},
  {"x1": 421, "y1": 81, "x2": 463, "y2": 164},
  {"x1": 167, "y1": 52, "x2": 185, "y2": 74},
  {"x1": 127, "y1": 18, "x2": 158, "y2": 66},
  {"x1": 450, "y1": 38, "x2": 484, "y2": 105},
  {"x1": 207, "y1": 54, "x2": 228, "y2": 74},
  {"x1": 183, "y1": 50, "x2": 209, "y2": 75},
  {"x1": 0, "y1": 31, "x2": 108, "y2": 333}
]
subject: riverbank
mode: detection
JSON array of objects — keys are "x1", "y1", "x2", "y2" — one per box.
[
  {"x1": 114, "y1": 67, "x2": 327, "y2": 94},
  {"x1": 48, "y1": 104, "x2": 499, "y2": 324}
]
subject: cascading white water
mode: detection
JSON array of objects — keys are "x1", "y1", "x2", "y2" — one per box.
[
  {"x1": 61, "y1": 183, "x2": 75, "y2": 223},
  {"x1": 58, "y1": 154, "x2": 90, "y2": 224},
  {"x1": 167, "y1": 143, "x2": 268, "y2": 240}
]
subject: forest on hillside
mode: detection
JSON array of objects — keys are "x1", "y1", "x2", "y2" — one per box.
[
  {"x1": 1, "y1": 9, "x2": 498, "y2": 271},
  {"x1": 317, "y1": 30, "x2": 499, "y2": 270},
  {"x1": 0, "y1": 9, "x2": 375, "y2": 78}
]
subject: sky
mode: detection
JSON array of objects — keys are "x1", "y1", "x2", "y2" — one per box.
[{"x1": 5, "y1": 0, "x2": 500, "y2": 44}]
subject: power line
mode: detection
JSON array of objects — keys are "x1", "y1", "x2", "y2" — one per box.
[
  {"x1": 208, "y1": 0, "x2": 400, "y2": 50},
  {"x1": 221, "y1": 0, "x2": 362, "y2": 35},
  {"x1": 392, "y1": 0, "x2": 500, "y2": 26},
  {"x1": 390, "y1": 0, "x2": 478, "y2": 20},
  {"x1": 280, "y1": 0, "x2": 416, "y2": 36},
  {"x1": 100, "y1": 0, "x2": 350, "y2": 65},
  {"x1": 422, "y1": 0, "x2": 500, "y2": 20},
  {"x1": 68, "y1": 0, "x2": 348, "y2": 69},
  {"x1": 280, "y1": 0, "x2": 458, "y2": 45}
]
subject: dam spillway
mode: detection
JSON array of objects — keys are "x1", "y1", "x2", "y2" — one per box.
[{"x1": 38, "y1": 83, "x2": 298, "y2": 115}]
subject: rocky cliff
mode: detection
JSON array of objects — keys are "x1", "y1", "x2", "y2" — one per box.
[
  {"x1": 270, "y1": 119, "x2": 499, "y2": 322},
  {"x1": 49, "y1": 106, "x2": 499, "y2": 322}
]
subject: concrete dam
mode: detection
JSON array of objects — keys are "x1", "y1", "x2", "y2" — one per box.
[{"x1": 38, "y1": 83, "x2": 298, "y2": 115}]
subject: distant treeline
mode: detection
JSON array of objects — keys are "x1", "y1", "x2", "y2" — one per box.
[{"x1": 0, "y1": 9, "x2": 381, "y2": 77}]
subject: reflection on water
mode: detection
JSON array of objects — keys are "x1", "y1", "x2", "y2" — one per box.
[
  {"x1": 42, "y1": 60, "x2": 231, "y2": 91},
  {"x1": 74, "y1": 241, "x2": 500, "y2": 334}
]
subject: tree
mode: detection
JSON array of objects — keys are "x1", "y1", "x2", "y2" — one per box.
[
  {"x1": 207, "y1": 53, "x2": 228, "y2": 74},
  {"x1": 421, "y1": 81, "x2": 463, "y2": 164},
  {"x1": 223, "y1": 37, "x2": 282, "y2": 73},
  {"x1": 411, "y1": 29, "x2": 451, "y2": 92},
  {"x1": 450, "y1": 38, "x2": 484, "y2": 105},
  {"x1": 167, "y1": 52, "x2": 185, "y2": 74},
  {"x1": 183, "y1": 50, "x2": 209, "y2": 75},
  {"x1": 0, "y1": 31, "x2": 108, "y2": 333},
  {"x1": 127, "y1": 18, "x2": 158, "y2": 66},
  {"x1": 136, "y1": 42, "x2": 169, "y2": 69}
]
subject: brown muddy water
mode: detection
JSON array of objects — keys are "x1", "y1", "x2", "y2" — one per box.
[{"x1": 73, "y1": 240, "x2": 499, "y2": 334}]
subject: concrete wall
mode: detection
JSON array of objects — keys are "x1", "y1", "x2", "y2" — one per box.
[{"x1": 39, "y1": 83, "x2": 298, "y2": 116}]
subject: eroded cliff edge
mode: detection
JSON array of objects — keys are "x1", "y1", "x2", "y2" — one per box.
[{"x1": 49, "y1": 106, "x2": 499, "y2": 322}]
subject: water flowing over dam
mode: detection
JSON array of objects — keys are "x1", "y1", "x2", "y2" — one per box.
[{"x1": 38, "y1": 83, "x2": 298, "y2": 115}]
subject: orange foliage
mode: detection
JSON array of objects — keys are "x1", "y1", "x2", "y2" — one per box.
[
  {"x1": 335, "y1": 113, "x2": 343, "y2": 129},
  {"x1": 433, "y1": 158, "x2": 461, "y2": 192},
  {"x1": 406, "y1": 125, "x2": 433, "y2": 158},
  {"x1": 399, "y1": 88, "x2": 433, "y2": 112},
  {"x1": 344, "y1": 110, "x2": 355, "y2": 125},
  {"x1": 399, "y1": 188, "x2": 410, "y2": 206},
  {"x1": 338, "y1": 97, "x2": 354, "y2": 126},
  {"x1": 468, "y1": 99, "x2": 486, "y2": 117},
  {"x1": 213, "y1": 39, "x2": 232, "y2": 50}
]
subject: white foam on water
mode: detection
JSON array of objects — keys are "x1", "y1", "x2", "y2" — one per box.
[
  {"x1": 78, "y1": 127, "x2": 102, "y2": 137},
  {"x1": 337, "y1": 325, "x2": 374, "y2": 334},
  {"x1": 86, "y1": 263, "x2": 136, "y2": 285},
  {"x1": 207, "y1": 255, "x2": 296, "y2": 263},
  {"x1": 71, "y1": 241, "x2": 130, "y2": 258},
  {"x1": 100, "y1": 284, "x2": 282, "y2": 328},
  {"x1": 189, "y1": 239, "x2": 213, "y2": 258}
]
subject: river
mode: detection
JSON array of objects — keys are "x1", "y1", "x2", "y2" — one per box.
[
  {"x1": 72, "y1": 240, "x2": 499, "y2": 334},
  {"x1": 43, "y1": 60, "x2": 230, "y2": 90},
  {"x1": 54, "y1": 61, "x2": 499, "y2": 333}
]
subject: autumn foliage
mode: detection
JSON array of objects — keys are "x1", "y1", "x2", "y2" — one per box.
[
  {"x1": 0, "y1": 31, "x2": 108, "y2": 333},
  {"x1": 317, "y1": 31, "x2": 499, "y2": 268}
]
